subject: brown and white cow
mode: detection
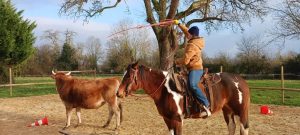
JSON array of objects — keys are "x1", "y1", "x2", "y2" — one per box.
[{"x1": 51, "y1": 71, "x2": 122, "y2": 130}]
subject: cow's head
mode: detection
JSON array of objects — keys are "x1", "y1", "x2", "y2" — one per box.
[
  {"x1": 51, "y1": 70, "x2": 72, "y2": 80},
  {"x1": 117, "y1": 61, "x2": 140, "y2": 98}
]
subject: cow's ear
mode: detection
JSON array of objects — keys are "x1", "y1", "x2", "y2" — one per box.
[{"x1": 132, "y1": 61, "x2": 139, "y2": 69}]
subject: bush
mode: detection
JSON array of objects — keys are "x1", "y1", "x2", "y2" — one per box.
[{"x1": 0, "y1": 67, "x2": 9, "y2": 84}]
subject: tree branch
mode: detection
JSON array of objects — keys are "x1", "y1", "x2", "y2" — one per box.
[
  {"x1": 187, "y1": 17, "x2": 224, "y2": 27},
  {"x1": 85, "y1": 0, "x2": 122, "y2": 17},
  {"x1": 144, "y1": 0, "x2": 159, "y2": 35},
  {"x1": 175, "y1": 0, "x2": 209, "y2": 20},
  {"x1": 60, "y1": 0, "x2": 122, "y2": 19},
  {"x1": 151, "y1": 0, "x2": 160, "y2": 16},
  {"x1": 159, "y1": 0, "x2": 166, "y2": 20},
  {"x1": 166, "y1": 0, "x2": 179, "y2": 19}
]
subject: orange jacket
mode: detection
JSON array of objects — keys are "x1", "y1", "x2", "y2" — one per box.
[{"x1": 175, "y1": 24, "x2": 205, "y2": 70}]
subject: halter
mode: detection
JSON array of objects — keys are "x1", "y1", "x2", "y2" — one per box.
[{"x1": 124, "y1": 68, "x2": 138, "y2": 96}]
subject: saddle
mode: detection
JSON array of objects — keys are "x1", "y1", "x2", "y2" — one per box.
[{"x1": 171, "y1": 68, "x2": 221, "y2": 119}]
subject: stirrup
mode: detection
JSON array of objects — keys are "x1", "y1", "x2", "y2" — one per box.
[{"x1": 184, "y1": 107, "x2": 191, "y2": 118}]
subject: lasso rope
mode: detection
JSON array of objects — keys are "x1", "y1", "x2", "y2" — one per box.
[{"x1": 107, "y1": 19, "x2": 175, "y2": 38}]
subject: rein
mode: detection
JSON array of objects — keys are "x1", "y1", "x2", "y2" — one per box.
[{"x1": 148, "y1": 67, "x2": 173, "y2": 98}]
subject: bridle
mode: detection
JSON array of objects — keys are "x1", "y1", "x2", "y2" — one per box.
[
  {"x1": 123, "y1": 65, "x2": 173, "y2": 98},
  {"x1": 124, "y1": 67, "x2": 138, "y2": 96}
]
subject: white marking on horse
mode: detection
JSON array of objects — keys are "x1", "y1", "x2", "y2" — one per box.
[
  {"x1": 122, "y1": 71, "x2": 127, "y2": 80},
  {"x1": 216, "y1": 73, "x2": 221, "y2": 76},
  {"x1": 240, "y1": 123, "x2": 249, "y2": 135},
  {"x1": 149, "y1": 68, "x2": 152, "y2": 72},
  {"x1": 163, "y1": 71, "x2": 183, "y2": 115},
  {"x1": 170, "y1": 129, "x2": 175, "y2": 135},
  {"x1": 233, "y1": 81, "x2": 243, "y2": 104}
]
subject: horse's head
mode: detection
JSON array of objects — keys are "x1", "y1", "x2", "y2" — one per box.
[{"x1": 117, "y1": 61, "x2": 141, "y2": 98}]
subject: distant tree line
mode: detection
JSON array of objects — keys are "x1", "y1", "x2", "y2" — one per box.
[
  {"x1": 15, "y1": 30, "x2": 300, "y2": 76},
  {"x1": 13, "y1": 20, "x2": 160, "y2": 76}
]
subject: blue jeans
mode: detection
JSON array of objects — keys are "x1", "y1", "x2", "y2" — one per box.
[{"x1": 188, "y1": 70, "x2": 209, "y2": 107}]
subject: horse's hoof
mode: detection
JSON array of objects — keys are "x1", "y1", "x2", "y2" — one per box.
[
  {"x1": 62, "y1": 126, "x2": 69, "y2": 130},
  {"x1": 102, "y1": 124, "x2": 108, "y2": 128},
  {"x1": 74, "y1": 124, "x2": 81, "y2": 128}
]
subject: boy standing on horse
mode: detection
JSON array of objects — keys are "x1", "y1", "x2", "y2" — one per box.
[{"x1": 173, "y1": 20, "x2": 211, "y2": 117}]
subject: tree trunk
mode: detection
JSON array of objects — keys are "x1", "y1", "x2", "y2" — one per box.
[{"x1": 157, "y1": 28, "x2": 178, "y2": 70}]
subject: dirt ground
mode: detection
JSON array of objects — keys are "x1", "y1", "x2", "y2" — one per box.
[{"x1": 0, "y1": 94, "x2": 299, "y2": 135}]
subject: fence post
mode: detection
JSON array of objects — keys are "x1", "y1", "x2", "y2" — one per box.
[
  {"x1": 93, "y1": 69, "x2": 96, "y2": 79},
  {"x1": 220, "y1": 65, "x2": 223, "y2": 73},
  {"x1": 9, "y1": 67, "x2": 13, "y2": 96},
  {"x1": 281, "y1": 65, "x2": 285, "y2": 104}
]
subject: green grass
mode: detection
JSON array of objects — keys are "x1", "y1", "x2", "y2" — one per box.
[
  {"x1": 247, "y1": 80, "x2": 300, "y2": 106},
  {"x1": 247, "y1": 80, "x2": 300, "y2": 88},
  {"x1": 0, "y1": 85, "x2": 57, "y2": 98},
  {"x1": 15, "y1": 77, "x2": 54, "y2": 83},
  {"x1": 1, "y1": 77, "x2": 300, "y2": 106}
]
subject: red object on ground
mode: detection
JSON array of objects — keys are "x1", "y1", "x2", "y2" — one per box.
[
  {"x1": 27, "y1": 117, "x2": 48, "y2": 127},
  {"x1": 260, "y1": 105, "x2": 273, "y2": 114}
]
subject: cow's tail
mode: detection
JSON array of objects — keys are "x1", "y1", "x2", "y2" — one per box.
[{"x1": 118, "y1": 101, "x2": 123, "y2": 123}]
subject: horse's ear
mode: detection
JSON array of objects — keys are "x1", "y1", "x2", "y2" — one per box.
[{"x1": 132, "y1": 61, "x2": 139, "y2": 69}]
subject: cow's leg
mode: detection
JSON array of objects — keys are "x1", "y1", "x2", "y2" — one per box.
[
  {"x1": 112, "y1": 103, "x2": 121, "y2": 130},
  {"x1": 163, "y1": 117, "x2": 182, "y2": 135},
  {"x1": 102, "y1": 104, "x2": 114, "y2": 128},
  {"x1": 75, "y1": 107, "x2": 81, "y2": 127},
  {"x1": 63, "y1": 106, "x2": 73, "y2": 129},
  {"x1": 104, "y1": 102, "x2": 121, "y2": 130},
  {"x1": 222, "y1": 106, "x2": 236, "y2": 135}
]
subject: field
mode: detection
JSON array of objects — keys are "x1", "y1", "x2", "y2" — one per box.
[{"x1": 0, "y1": 95, "x2": 300, "y2": 135}]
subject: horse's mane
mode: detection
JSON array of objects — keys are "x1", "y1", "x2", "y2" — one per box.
[{"x1": 138, "y1": 65, "x2": 164, "y2": 81}]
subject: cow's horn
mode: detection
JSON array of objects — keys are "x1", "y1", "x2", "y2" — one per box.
[
  {"x1": 52, "y1": 70, "x2": 56, "y2": 75},
  {"x1": 65, "y1": 72, "x2": 71, "y2": 76}
]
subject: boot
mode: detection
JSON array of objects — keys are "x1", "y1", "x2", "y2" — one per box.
[{"x1": 199, "y1": 105, "x2": 211, "y2": 118}]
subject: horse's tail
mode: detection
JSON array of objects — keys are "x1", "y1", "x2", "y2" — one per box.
[{"x1": 118, "y1": 101, "x2": 123, "y2": 123}]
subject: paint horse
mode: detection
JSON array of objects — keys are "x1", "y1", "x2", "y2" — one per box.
[{"x1": 117, "y1": 62, "x2": 250, "y2": 135}]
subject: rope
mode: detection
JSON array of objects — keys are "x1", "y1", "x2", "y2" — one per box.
[
  {"x1": 148, "y1": 66, "x2": 173, "y2": 97},
  {"x1": 107, "y1": 19, "x2": 175, "y2": 38}
]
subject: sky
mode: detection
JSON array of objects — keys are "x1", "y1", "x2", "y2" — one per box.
[{"x1": 11, "y1": 0, "x2": 300, "y2": 57}]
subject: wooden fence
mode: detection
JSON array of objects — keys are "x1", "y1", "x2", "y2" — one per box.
[
  {"x1": 1, "y1": 66, "x2": 299, "y2": 104},
  {"x1": 220, "y1": 65, "x2": 300, "y2": 103},
  {"x1": 0, "y1": 69, "x2": 96, "y2": 96}
]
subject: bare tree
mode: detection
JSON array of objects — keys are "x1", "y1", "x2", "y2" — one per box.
[
  {"x1": 41, "y1": 30, "x2": 62, "y2": 61},
  {"x1": 236, "y1": 35, "x2": 271, "y2": 73},
  {"x1": 42, "y1": 30, "x2": 61, "y2": 47},
  {"x1": 60, "y1": 0, "x2": 267, "y2": 70},
  {"x1": 102, "y1": 19, "x2": 155, "y2": 73},
  {"x1": 271, "y1": 0, "x2": 300, "y2": 41},
  {"x1": 64, "y1": 29, "x2": 77, "y2": 45},
  {"x1": 84, "y1": 36, "x2": 103, "y2": 71}
]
